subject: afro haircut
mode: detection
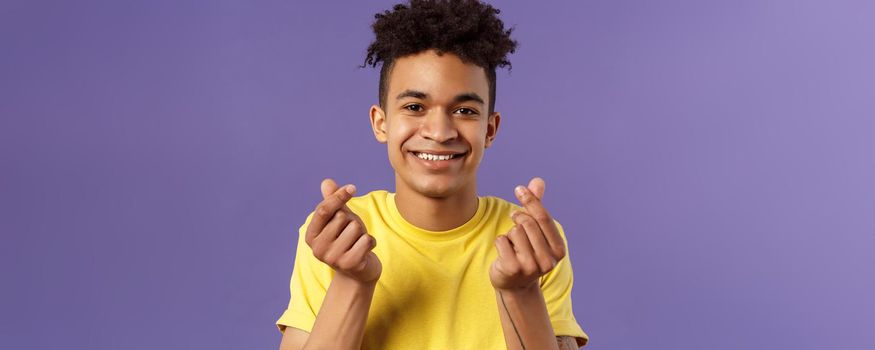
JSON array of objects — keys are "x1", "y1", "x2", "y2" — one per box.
[{"x1": 363, "y1": 0, "x2": 518, "y2": 113}]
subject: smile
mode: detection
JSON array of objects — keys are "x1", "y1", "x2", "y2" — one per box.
[
  {"x1": 407, "y1": 150, "x2": 467, "y2": 170},
  {"x1": 413, "y1": 152, "x2": 464, "y2": 161}
]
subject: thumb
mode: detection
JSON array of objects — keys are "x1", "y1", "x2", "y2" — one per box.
[
  {"x1": 527, "y1": 177, "x2": 545, "y2": 200},
  {"x1": 321, "y1": 178, "x2": 339, "y2": 199}
]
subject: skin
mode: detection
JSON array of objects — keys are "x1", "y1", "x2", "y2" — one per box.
[
  {"x1": 494, "y1": 178, "x2": 580, "y2": 349},
  {"x1": 279, "y1": 50, "x2": 581, "y2": 349},
  {"x1": 370, "y1": 49, "x2": 499, "y2": 232},
  {"x1": 279, "y1": 180, "x2": 379, "y2": 350}
]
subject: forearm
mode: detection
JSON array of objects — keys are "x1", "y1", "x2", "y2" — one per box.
[
  {"x1": 304, "y1": 273, "x2": 376, "y2": 350},
  {"x1": 495, "y1": 284, "x2": 559, "y2": 350}
]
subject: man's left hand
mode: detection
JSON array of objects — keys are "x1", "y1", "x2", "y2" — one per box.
[{"x1": 490, "y1": 177, "x2": 567, "y2": 290}]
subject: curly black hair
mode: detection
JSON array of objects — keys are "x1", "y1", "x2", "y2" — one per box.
[{"x1": 363, "y1": 0, "x2": 518, "y2": 114}]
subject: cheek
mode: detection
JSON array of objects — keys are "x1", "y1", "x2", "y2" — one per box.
[
  {"x1": 463, "y1": 125, "x2": 489, "y2": 146},
  {"x1": 388, "y1": 120, "x2": 418, "y2": 147}
]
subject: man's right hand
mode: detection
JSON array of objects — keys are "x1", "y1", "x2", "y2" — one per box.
[{"x1": 304, "y1": 178, "x2": 382, "y2": 284}]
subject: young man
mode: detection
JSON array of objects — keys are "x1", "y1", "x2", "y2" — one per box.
[{"x1": 276, "y1": 1, "x2": 588, "y2": 349}]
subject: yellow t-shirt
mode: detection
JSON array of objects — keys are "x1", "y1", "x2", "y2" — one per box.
[{"x1": 276, "y1": 190, "x2": 588, "y2": 349}]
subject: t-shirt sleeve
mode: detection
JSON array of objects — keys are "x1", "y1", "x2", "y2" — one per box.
[
  {"x1": 540, "y1": 220, "x2": 589, "y2": 347},
  {"x1": 275, "y1": 212, "x2": 335, "y2": 334}
]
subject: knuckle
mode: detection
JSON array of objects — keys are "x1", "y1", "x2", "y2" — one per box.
[
  {"x1": 347, "y1": 220, "x2": 361, "y2": 233},
  {"x1": 504, "y1": 261, "x2": 520, "y2": 275},
  {"x1": 311, "y1": 241, "x2": 328, "y2": 257},
  {"x1": 336, "y1": 257, "x2": 355, "y2": 271},
  {"x1": 334, "y1": 210, "x2": 348, "y2": 221},
  {"x1": 495, "y1": 236, "x2": 507, "y2": 248},
  {"x1": 494, "y1": 234, "x2": 504, "y2": 243},
  {"x1": 358, "y1": 221, "x2": 369, "y2": 234},
  {"x1": 554, "y1": 246, "x2": 567, "y2": 260},
  {"x1": 362, "y1": 234, "x2": 375, "y2": 247},
  {"x1": 350, "y1": 261, "x2": 367, "y2": 274},
  {"x1": 315, "y1": 205, "x2": 331, "y2": 218},
  {"x1": 534, "y1": 253, "x2": 551, "y2": 266},
  {"x1": 532, "y1": 212, "x2": 551, "y2": 222},
  {"x1": 518, "y1": 214, "x2": 535, "y2": 224},
  {"x1": 538, "y1": 258, "x2": 555, "y2": 273},
  {"x1": 313, "y1": 251, "x2": 326, "y2": 263},
  {"x1": 322, "y1": 250, "x2": 338, "y2": 264},
  {"x1": 336, "y1": 191, "x2": 351, "y2": 202},
  {"x1": 533, "y1": 250, "x2": 548, "y2": 261},
  {"x1": 521, "y1": 262, "x2": 538, "y2": 276},
  {"x1": 515, "y1": 256, "x2": 533, "y2": 271},
  {"x1": 510, "y1": 228, "x2": 524, "y2": 239}
]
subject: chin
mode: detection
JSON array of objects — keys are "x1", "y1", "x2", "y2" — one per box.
[
  {"x1": 411, "y1": 178, "x2": 460, "y2": 199},
  {"x1": 415, "y1": 184, "x2": 454, "y2": 199}
]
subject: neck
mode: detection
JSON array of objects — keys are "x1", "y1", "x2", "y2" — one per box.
[{"x1": 393, "y1": 175, "x2": 479, "y2": 232}]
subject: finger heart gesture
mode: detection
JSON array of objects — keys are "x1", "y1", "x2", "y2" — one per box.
[
  {"x1": 304, "y1": 178, "x2": 382, "y2": 283},
  {"x1": 489, "y1": 177, "x2": 567, "y2": 291}
]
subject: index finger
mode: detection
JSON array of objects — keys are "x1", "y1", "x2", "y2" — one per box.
[
  {"x1": 306, "y1": 184, "x2": 356, "y2": 241},
  {"x1": 513, "y1": 184, "x2": 564, "y2": 258}
]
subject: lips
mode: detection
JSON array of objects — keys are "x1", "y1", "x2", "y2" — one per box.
[
  {"x1": 409, "y1": 149, "x2": 467, "y2": 156},
  {"x1": 407, "y1": 149, "x2": 467, "y2": 170},
  {"x1": 409, "y1": 150, "x2": 467, "y2": 160}
]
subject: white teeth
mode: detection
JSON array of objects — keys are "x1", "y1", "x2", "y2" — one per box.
[{"x1": 415, "y1": 152, "x2": 458, "y2": 161}]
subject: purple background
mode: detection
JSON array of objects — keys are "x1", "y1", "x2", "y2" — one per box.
[{"x1": 2, "y1": 0, "x2": 874, "y2": 349}]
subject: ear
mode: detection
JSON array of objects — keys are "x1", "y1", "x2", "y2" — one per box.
[
  {"x1": 484, "y1": 112, "x2": 501, "y2": 148},
  {"x1": 370, "y1": 104, "x2": 388, "y2": 144}
]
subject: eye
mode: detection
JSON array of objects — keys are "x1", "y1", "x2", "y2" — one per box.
[
  {"x1": 455, "y1": 107, "x2": 478, "y2": 116},
  {"x1": 404, "y1": 104, "x2": 424, "y2": 112}
]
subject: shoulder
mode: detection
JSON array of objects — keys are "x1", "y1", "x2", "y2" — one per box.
[
  {"x1": 342, "y1": 190, "x2": 393, "y2": 224},
  {"x1": 481, "y1": 195, "x2": 523, "y2": 216},
  {"x1": 483, "y1": 194, "x2": 517, "y2": 208},
  {"x1": 299, "y1": 190, "x2": 388, "y2": 226},
  {"x1": 346, "y1": 189, "x2": 389, "y2": 213},
  {"x1": 480, "y1": 195, "x2": 567, "y2": 231}
]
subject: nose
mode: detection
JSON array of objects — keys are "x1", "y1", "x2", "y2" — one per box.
[{"x1": 419, "y1": 109, "x2": 458, "y2": 143}]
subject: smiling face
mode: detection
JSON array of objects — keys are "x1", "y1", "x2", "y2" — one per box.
[{"x1": 370, "y1": 50, "x2": 501, "y2": 199}]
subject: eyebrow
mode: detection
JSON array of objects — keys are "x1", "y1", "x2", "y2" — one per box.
[{"x1": 395, "y1": 89, "x2": 485, "y2": 105}]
